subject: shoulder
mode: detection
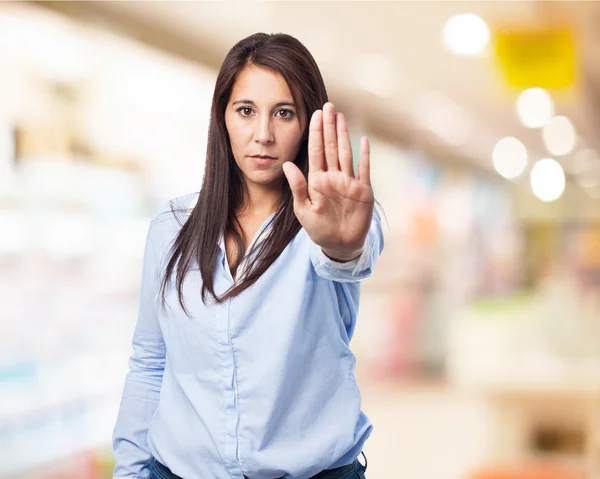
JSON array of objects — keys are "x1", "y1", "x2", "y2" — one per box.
[
  {"x1": 151, "y1": 191, "x2": 199, "y2": 225},
  {"x1": 146, "y1": 191, "x2": 199, "y2": 247}
]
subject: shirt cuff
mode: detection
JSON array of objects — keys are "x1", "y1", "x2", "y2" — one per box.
[{"x1": 314, "y1": 234, "x2": 371, "y2": 277}]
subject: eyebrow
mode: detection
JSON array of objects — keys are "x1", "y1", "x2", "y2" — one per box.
[{"x1": 231, "y1": 99, "x2": 297, "y2": 109}]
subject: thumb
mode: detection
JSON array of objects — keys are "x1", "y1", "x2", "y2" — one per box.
[{"x1": 282, "y1": 162, "x2": 309, "y2": 211}]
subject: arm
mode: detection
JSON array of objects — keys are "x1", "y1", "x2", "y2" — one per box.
[
  {"x1": 283, "y1": 102, "x2": 381, "y2": 283},
  {"x1": 310, "y1": 207, "x2": 384, "y2": 282},
  {"x1": 112, "y1": 218, "x2": 166, "y2": 479}
]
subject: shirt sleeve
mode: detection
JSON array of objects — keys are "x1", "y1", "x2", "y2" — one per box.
[
  {"x1": 309, "y1": 207, "x2": 384, "y2": 282},
  {"x1": 112, "y1": 216, "x2": 166, "y2": 479}
]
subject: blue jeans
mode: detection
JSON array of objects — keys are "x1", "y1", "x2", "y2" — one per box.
[{"x1": 149, "y1": 452, "x2": 367, "y2": 479}]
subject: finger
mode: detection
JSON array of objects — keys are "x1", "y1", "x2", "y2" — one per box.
[
  {"x1": 322, "y1": 102, "x2": 339, "y2": 171},
  {"x1": 336, "y1": 112, "x2": 354, "y2": 177},
  {"x1": 358, "y1": 136, "x2": 371, "y2": 185},
  {"x1": 308, "y1": 110, "x2": 325, "y2": 173},
  {"x1": 282, "y1": 161, "x2": 310, "y2": 211}
]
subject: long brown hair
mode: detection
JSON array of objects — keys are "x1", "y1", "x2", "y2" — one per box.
[{"x1": 159, "y1": 32, "x2": 329, "y2": 312}]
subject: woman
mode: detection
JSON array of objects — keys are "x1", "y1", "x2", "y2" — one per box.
[{"x1": 112, "y1": 32, "x2": 384, "y2": 479}]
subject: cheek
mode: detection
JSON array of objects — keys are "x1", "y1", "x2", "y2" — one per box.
[
  {"x1": 279, "y1": 123, "x2": 301, "y2": 143},
  {"x1": 285, "y1": 131, "x2": 304, "y2": 153},
  {"x1": 227, "y1": 126, "x2": 248, "y2": 151}
]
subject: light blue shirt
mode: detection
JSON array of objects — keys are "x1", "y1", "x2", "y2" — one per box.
[{"x1": 112, "y1": 192, "x2": 384, "y2": 479}]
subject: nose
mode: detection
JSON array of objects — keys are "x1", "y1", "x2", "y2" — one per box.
[{"x1": 253, "y1": 116, "x2": 274, "y2": 145}]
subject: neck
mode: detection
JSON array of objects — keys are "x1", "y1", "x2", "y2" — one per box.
[{"x1": 239, "y1": 180, "x2": 283, "y2": 218}]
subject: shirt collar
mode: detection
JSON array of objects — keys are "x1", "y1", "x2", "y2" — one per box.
[
  {"x1": 186, "y1": 193, "x2": 278, "y2": 254},
  {"x1": 218, "y1": 210, "x2": 277, "y2": 253}
]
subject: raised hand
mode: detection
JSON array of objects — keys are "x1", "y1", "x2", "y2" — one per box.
[{"x1": 282, "y1": 102, "x2": 374, "y2": 262}]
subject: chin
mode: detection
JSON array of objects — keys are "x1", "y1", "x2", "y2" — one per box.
[{"x1": 246, "y1": 171, "x2": 285, "y2": 187}]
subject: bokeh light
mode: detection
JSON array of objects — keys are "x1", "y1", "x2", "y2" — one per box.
[
  {"x1": 442, "y1": 13, "x2": 490, "y2": 56},
  {"x1": 543, "y1": 116, "x2": 576, "y2": 156},
  {"x1": 516, "y1": 88, "x2": 554, "y2": 128},
  {"x1": 530, "y1": 158, "x2": 566, "y2": 202},
  {"x1": 492, "y1": 136, "x2": 528, "y2": 179}
]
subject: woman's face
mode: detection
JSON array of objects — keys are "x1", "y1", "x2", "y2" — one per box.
[{"x1": 225, "y1": 65, "x2": 304, "y2": 190}]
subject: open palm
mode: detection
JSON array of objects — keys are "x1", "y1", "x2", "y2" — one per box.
[{"x1": 283, "y1": 102, "x2": 374, "y2": 261}]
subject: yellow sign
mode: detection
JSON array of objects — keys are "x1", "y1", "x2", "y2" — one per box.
[{"x1": 494, "y1": 27, "x2": 576, "y2": 90}]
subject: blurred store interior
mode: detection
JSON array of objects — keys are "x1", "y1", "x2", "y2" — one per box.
[{"x1": 1, "y1": 1, "x2": 600, "y2": 478}]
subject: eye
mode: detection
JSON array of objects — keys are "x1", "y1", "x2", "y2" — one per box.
[
  {"x1": 237, "y1": 107, "x2": 254, "y2": 117},
  {"x1": 276, "y1": 109, "x2": 295, "y2": 120}
]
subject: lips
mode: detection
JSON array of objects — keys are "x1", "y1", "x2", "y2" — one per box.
[{"x1": 250, "y1": 155, "x2": 277, "y2": 160}]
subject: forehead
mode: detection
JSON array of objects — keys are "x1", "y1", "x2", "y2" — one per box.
[{"x1": 230, "y1": 66, "x2": 294, "y2": 104}]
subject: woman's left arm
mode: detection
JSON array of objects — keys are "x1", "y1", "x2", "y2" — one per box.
[{"x1": 283, "y1": 102, "x2": 384, "y2": 281}]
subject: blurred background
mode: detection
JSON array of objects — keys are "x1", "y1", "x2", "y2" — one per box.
[{"x1": 1, "y1": 1, "x2": 600, "y2": 478}]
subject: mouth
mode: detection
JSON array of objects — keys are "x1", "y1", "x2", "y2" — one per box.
[{"x1": 250, "y1": 155, "x2": 278, "y2": 160}]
